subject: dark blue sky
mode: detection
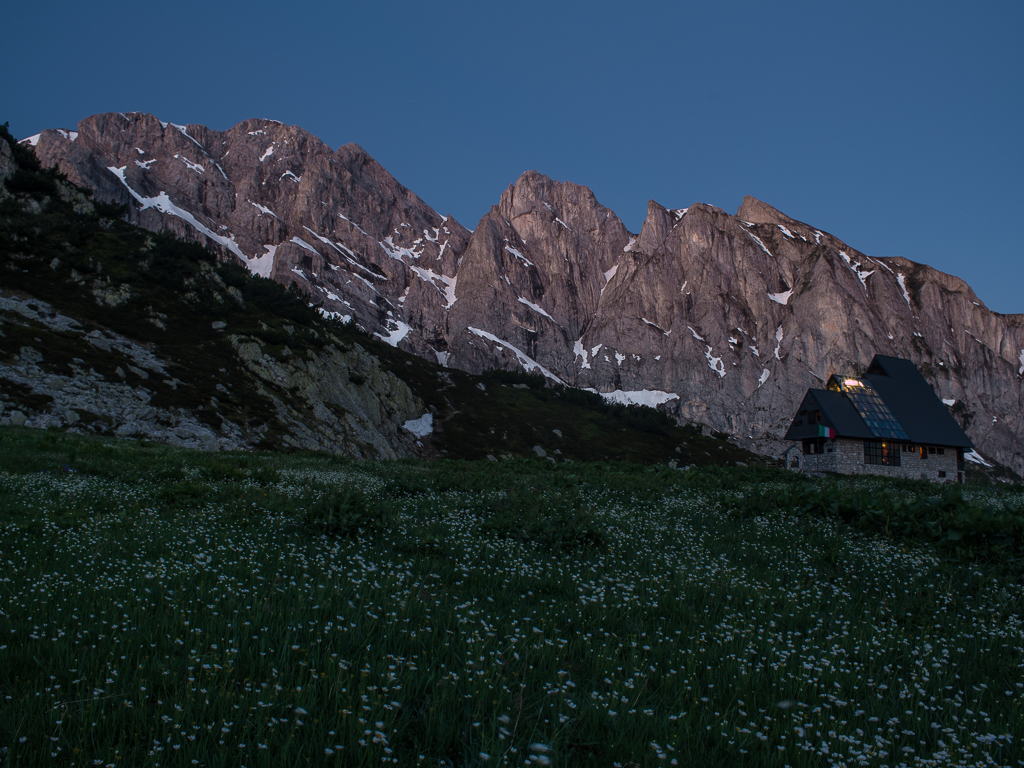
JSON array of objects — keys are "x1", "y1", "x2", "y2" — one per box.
[{"x1": 5, "y1": 0, "x2": 1022, "y2": 313}]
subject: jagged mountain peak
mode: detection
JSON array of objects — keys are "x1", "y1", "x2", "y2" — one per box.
[
  {"x1": 22, "y1": 112, "x2": 1024, "y2": 477},
  {"x1": 736, "y1": 194, "x2": 800, "y2": 227},
  {"x1": 499, "y1": 170, "x2": 626, "y2": 237}
]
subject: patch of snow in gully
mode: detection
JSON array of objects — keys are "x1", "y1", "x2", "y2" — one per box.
[
  {"x1": 250, "y1": 201, "x2": 279, "y2": 218},
  {"x1": 573, "y1": 339, "x2": 590, "y2": 370},
  {"x1": 599, "y1": 390, "x2": 679, "y2": 408},
  {"x1": 290, "y1": 236, "x2": 320, "y2": 255},
  {"x1": 705, "y1": 347, "x2": 726, "y2": 378},
  {"x1": 467, "y1": 328, "x2": 564, "y2": 384},
  {"x1": 107, "y1": 166, "x2": 245, "y2": 260},
  {"x1": 504, "y1": 244, "x2": 534, "y2": 267},
  {"x1": 964, "y1": 450, "x2": 992, "y2": 467},
  {"x1": 840, "y1": 250, "x2": 874, "y2": 290},
  {"x1": 375, "y1": 319, "x2": 413, "y2": 347},
  {"x1": 247, "y1": 245, "x2": 277, "y2": 278},
  {"x1": 318, "y1": 309, "x2": 352, "y2": 324},
  {"x1": 403, "y1": 413, "x2": 434, "y2": 438},
  {"x1": 518, "y1": 297, "x2": 555, "y2": 322},
  {"x1": 896, "y1": 273, "x2": 912, "y2": 306}
]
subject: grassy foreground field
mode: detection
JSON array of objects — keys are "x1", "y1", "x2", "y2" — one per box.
[{"x1": 0, "y1": 428, "x2": 1022, "y2": 767}]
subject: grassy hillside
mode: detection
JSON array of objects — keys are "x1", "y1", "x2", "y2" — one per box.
[{"x1": 1, "y1": 428, "x2": 1022, "y2": 766}]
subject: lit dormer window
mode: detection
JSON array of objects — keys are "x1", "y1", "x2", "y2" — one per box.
[{"x1": 831, "y1": 376, "x2": 909, "y2": 441}]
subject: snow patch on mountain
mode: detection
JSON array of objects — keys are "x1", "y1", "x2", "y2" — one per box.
[
  {"x1": 337, "y1": 213, "x2": 370, "y2": 237},
  {"x1": 599, "y1": 389, "x2": 679, "y2": 408},
  {"x1": 518, "y1": 297, "x2": 555, "y2": 322},
  {"x1": 317, "y1": 309, "x2": 352, "y2": 324},
  {"x1": 705, "y1": 347, "x2": 726, "y2": 378},
  {"x1": 744, "y1": 227, "x2": 773, "y2": 258},
  {"x1": 247, "y1": 245, "x2": 276, "y2": 278},
  {"x1": 175, "y1": 154, "x2": 205, "y2": 174},
  {"x1": 107, "y1": 166, "x2": 245, "y2": 260},
  {"x1": 895, "y1": 273, "x2": 912, "y2": 306},
  {"x1": 840, "y1": 250, "x2": 874, "y2": 290},
  {"x1": 169, "y1": 123, "x2": 203, "y2": 150},
  {"x1": 376, "y1": 319, "x2": 412, "y2": 347},
  {"x1": 249, "y1": 201, "x2": 279, "y2": 218},
  {"x1": 504, "y1": 244, "x2": 534, "y2": 267},
  {"x1": 642, "y1": 318, "x2": 670, "y2": 335},
  {"x1": 965, "y1": 449, "x2": 992, "y2": 467},
  {"x1": 467, "y1": 328, "x2": 564, "y2": 384},
  {"x1": 573, "y1": 339, "x2": 590, "y2": 369},
  {"x1": 407, "y1": 265, "x2": 458, "y2": 309},
  {"x1": 290, "y1": 237, "x2": 319, "y2": 256},
  {"x1": 442, "y1": 275, "x2": 457, "y2": 309},
  {"x1": 403, "y1": 413, "x2": 434, "y2": 438}
]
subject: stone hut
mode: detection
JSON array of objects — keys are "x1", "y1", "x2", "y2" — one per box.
[{"x1": 784, "y1": 355, "x2": 972, "y2": 483}]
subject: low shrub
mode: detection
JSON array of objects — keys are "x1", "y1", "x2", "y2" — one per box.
[
  {"x1": 721, "y1": 478, "x2": 1024, "y2": 564},
  {"x1": 302, "y1": 487, "x2": 390, "y2": 537},
  {"x1": 482, "y1": 368, "x2": 547, "y2": 389}
]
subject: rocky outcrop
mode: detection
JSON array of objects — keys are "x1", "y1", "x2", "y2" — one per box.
[
  {"x1": 227, "y1": 332, "x2": 424, "y2": 457},
  {"x1": 0, "y1": 294, "x2": 425, "y2": 458},
  {"x1": 26, "y1": 114, "x2": 1024, "y2": 475}
]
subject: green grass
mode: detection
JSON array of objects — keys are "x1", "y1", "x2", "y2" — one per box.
[{"x1": 1, "y1": 427, "x2": 1022, "y2": 767}]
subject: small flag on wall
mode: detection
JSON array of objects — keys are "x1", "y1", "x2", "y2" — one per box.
[{"x1": 818, "y1": 425, "x2": 835, "y2": 438}]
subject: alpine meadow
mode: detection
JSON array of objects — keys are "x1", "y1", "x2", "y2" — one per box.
[{"x1": 1, "y1": 430, "x2": 1023, "y2": 766}]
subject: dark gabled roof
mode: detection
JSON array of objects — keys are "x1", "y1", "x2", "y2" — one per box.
[
  {"x1": 864, "y1": 356, "x2": 973, "y2": 448},
  {"x1": 814, "y1": 389, "x2": 875, "y2": 438},
  {"x1": 785, "y1": 355, "x2": 974, "y2": 448},
  {"x1": 783, "y1": 389, "x2": 873, "y2": 441}
]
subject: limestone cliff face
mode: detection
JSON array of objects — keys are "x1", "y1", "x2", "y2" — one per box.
[
  {"x1": 27, "y1": 114, "x2": 1024, "y2": 475},
  {"x1": 28, "y1": 112, "x2": 470, "y2": 363}
]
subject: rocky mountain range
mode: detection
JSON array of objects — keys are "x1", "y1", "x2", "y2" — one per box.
[{"x1": 23, "y1": 112, "x2": 1024, "y2": 476}]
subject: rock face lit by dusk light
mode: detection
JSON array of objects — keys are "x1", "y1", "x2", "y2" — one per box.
[{"x1": 27, "y1": 112, "x2": 1024, "y2": 475}]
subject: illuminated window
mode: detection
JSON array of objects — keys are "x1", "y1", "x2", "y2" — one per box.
[{"x1": 864, "y1": 440, "x2": 900, "y2": 466}]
